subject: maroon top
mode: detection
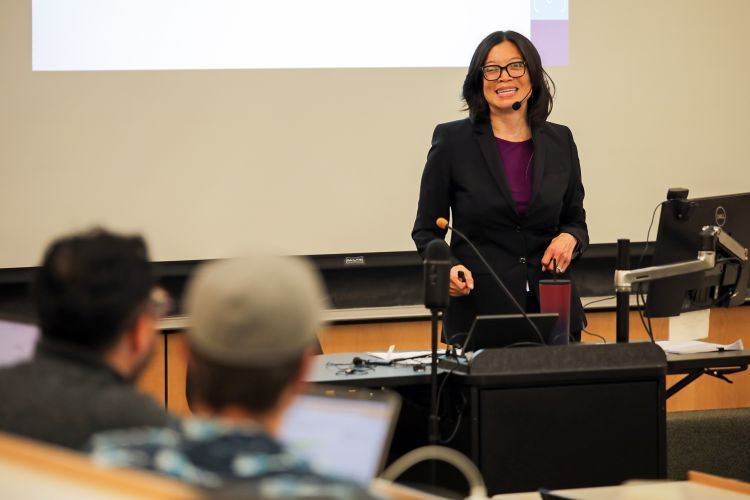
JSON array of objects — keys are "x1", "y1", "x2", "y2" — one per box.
[{"x1": 495, "y1": 137, "x2": 534, "y2": 215}]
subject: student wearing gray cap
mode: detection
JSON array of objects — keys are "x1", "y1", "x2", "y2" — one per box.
[{"x1": 88, "y1": 255, "x2": 374, "y2": 498}]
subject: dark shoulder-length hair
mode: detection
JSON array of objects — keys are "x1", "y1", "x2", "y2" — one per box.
[{"x1": 462, "y1": 31, "x2": 555, "y2": 128}]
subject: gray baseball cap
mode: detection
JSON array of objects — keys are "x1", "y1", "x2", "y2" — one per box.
[{"x1": 185, "y1": 255, "x2": 326, "y2": 366}]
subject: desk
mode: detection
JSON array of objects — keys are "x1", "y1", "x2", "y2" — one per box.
[
  {"x1": 139, "y1": 307, "x2": 750, "y2": 414},
  {"x1": 666, "y1": 349, "x2": 750, "y2": 398},
  {"x1": 309, "y1": 348, "x2": 750, "y2": 397},
  {"x1": 0, "y1": 432, "x2": 198, "y2": 500},
  {"x1": 310, "y1": 344, "x2": 668, "y2": 495},
  {"x1": 492, "y1": 480, "x2": 750, "y2": 499},
  {"x1": 308, "y1": 352, "x2": 431, "y2": 387},
  {"x1": 310, "y1": 348, "x2": 750, "y2": 495}
]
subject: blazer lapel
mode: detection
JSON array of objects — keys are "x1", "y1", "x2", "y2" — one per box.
[
  {"x1": 473, "y1": 121, "x2": 517, "y2": 215},
  {"x1": 528, "y1": 126, "x2": 547, "y2": 211}
]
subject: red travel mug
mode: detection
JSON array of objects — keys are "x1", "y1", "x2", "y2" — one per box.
[{"x1": 539, "y1": 279, "x2": 571, "y2": 345}]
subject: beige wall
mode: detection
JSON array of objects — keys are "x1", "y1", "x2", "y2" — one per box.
[{"x1": 2, "y1": 1, "x2": 750, "y2": 268}]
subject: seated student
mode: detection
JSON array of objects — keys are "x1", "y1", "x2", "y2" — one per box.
[
  {"x1": 0, "y1": 229, "x2": 171, "y2": 449},
  {"x1": 88, "y1": 255, "x2": 374, "y2": 498}
]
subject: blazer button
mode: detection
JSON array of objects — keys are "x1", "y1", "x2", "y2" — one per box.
[
  {"x1": 519, "y1": 257, "x2": 527, "y2": 264},
  {"x1": 515, "y1": 226, "x2": 522, "y2": 232}
]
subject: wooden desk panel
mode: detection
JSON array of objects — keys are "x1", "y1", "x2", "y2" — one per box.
[
  {"x1": 135, "y1": 332, "x2": 166, "y2": 410},
  {"x1": 666, "y1": 307, "x2": 750, "y2": 411},
  {"x1": 142, "y1": 308, "x2": 750, "y2": 416},
  {"x1": 320, "y1": 320, "x2": 437, "y2": 353},
  {"x1": 166, "y1": 334, "x2": 190, "y2": 416}
]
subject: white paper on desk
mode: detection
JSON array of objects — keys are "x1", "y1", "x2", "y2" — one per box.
[
  {"x1": 656, "y1": 339, "x2": 744, "y2": 354},
  {"x1": 367, "y1": 351, "x2": 432, "y2": 365}
]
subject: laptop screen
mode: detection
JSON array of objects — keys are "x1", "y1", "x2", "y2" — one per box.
[
  {"x1": 278, "y1": 385, "x2": 400, "y2": 485},
  {"x1": 0, "y1": 318, "x2": 39, "y2": 367},
  {"x1": 462, "y1": 313, "x2": 559, "y2": 351}
]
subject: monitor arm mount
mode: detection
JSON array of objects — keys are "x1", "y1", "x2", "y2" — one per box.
[{"x1": 613, "y1": 226, "x2": 748, "y2": 343}]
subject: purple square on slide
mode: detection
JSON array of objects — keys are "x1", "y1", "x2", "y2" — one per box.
[{"x1": 531, "y1": 20, "x2": 568, "y2": 66}]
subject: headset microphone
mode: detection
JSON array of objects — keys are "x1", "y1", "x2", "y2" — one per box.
[
  {"x1": 512, "y1": 87, "x2": 532, "y2": 111},
  {"x1": 352, "y1": 356, "x2": 392, "y2": 367}
]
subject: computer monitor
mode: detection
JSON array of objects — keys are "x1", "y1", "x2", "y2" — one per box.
[{"x1": 646, "y1": 191, "x2": 750, "y2": 318}]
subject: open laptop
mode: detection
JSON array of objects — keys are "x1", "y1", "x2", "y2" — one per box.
[
  {"x1": 461, "y1": 313, "x2": 559, "y2": 352},
  {"x1": 0, "y1": 316, "x2": 39, "y2": 367},
  {"x1": 278, "y1": 384, "x2": 401, "y2": 485}
]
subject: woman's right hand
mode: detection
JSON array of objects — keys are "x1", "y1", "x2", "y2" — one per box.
[{"x1": 449, "y1": 265, "x2": 474, "y2": 296}]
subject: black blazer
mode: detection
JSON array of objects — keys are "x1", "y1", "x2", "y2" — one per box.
[{"x1": 412, "y1": 118, "x2": 589, "y2": 339}]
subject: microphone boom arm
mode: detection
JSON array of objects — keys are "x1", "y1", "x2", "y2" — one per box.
[{"x1": 436, "y1": 218, "x2": 544, "y2": 345}]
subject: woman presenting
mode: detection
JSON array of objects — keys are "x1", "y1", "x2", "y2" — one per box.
[{"x1": 412, "y1": 31, "x2": 588, "y2": 342}]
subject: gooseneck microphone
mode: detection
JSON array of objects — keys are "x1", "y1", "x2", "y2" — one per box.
[
  {"x1": 511, "y1": 87, "x2": 532, "y2": 111},
  {"x1": 435, "y1": 217, "x2": 544, "y2": 345},
  {"x1": 423, "y1": 239, "x2": 451, "y2": 310},
  {"x1": 423, "y1": 238, "x2": 451, "y2": 450}
]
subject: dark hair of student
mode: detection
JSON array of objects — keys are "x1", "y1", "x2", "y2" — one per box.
[
  {"x1": 462, "y1": 30, "x2": 555, "y2": 128},
  {"x1": 33, "y1": 228, "x2": 155, "y2": 352},
  {"x1": 186, "y1": 350, "x2": 305, "y2": 414}
]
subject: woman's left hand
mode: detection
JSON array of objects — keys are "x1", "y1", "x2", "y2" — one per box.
[{"x1": 541, "y1": 232, "x2": 578, "y2": 273}]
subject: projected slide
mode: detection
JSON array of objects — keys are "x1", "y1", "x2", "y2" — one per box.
[{"x1": 32, "y1": 0, "x2": 567, "y2": 71}]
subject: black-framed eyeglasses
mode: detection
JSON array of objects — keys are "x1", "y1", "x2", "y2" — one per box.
[
  {"x1": 481, "y1": 61, "x2": 527, "y2": 81},
  {"x1": 116, "y1": 287, "x2": 172, "y2": 334}
]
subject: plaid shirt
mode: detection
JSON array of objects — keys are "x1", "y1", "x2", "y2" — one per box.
[{"x1": 89, "y1": 418, "x2": 376, "y2": 498}]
